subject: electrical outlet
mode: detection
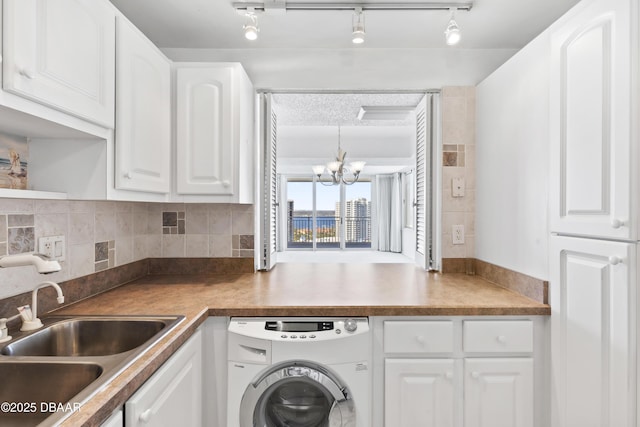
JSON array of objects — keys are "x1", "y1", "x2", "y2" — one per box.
[
  {"x1": 452, "y1": 225, "x2": 465, "y2": 245},
  {"x1": 38, "y1": 235, "x2": 66, "y2": 262}
]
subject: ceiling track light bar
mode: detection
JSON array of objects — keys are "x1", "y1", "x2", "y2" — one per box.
[{"x1": 233, "y1": 2, "x2": 473, "y2": 12}]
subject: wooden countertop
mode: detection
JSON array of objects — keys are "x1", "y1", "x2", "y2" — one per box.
[{"x1": 52, "y1": 263, "x2": 549, "y2": 426}]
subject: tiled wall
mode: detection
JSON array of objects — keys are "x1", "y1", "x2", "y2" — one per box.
[
  {"x1": 441, "y1": 86, "x2": 475, "y2": 260},
  {"x1": 0, "y1": 199, "x2": 254, "y2": 299}
]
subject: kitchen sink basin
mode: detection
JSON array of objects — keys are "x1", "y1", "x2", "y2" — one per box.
[
  {"x1": 1, "y1": 317, "x2": 172, "y2": 357},
  {"x1": 0, "y1": 361, "x2": 102, "y2": 427},
  {"x1": 0, "y1": 315, "x2": 184, "y2": 426}
]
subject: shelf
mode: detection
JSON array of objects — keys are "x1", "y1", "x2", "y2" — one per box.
[{"x1": 0, "y1": 189, "x2": 68, "y2": 200}]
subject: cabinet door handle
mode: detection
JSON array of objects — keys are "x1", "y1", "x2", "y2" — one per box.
[
  {"x1": 139, "y1": 408, "x2": 152, "y2": 423},
  {"x1": 415, "y1": 335, "x2": 425, "y2": 344},
  {"x1": 609, "y1": 255, "x2": 623, "y2": 265},
  {"x1": 18, "y1": 67, "x2": 35, "y2": 79},
  {"x1": 445, "y1": 371, "x2": 453, "y2": 379},
  {"x1": 611, "y1": 218, "x2": 625, "y2": 229},
  {"x1": 471, "y1": 371, "x2": 480, "y2": 379},
  {"x1": 496, "y1": 335, "x2": 507, "y2": 343},
  {"x1": 222, "y1": 180, "x2": 230, "y2": 187},
  {"x1": 125, "y1": 172, "x2": 133, "y2": 179}
]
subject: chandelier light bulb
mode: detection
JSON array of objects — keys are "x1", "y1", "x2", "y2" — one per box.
[
  {"x1": 352, "y1": 8, "x2": 365, "y2": 44},
  {"x1": 444, "y1": 8, "x2": 461, "y2": 46},
  {"x1": 243, "y1": 10, "x2": 259, "y2": 41}
]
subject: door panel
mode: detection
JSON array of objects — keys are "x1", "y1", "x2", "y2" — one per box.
[
  {"x1": 3, "y1": 0, "x2": 115, "y2": 127},
  {"x1": 385, "y1": 358, "x2": 456, "y2": 427},
  {"x1": 176, "y1": 67, "x2": 234, "y2": 195},
  {"x1": 549, "y1": 0, "x2": 633, "y2": 239},
  {"x1": 550, "y1": 235, "x2": 633, "y2": 427},
  {"x1": 464, "y1": 358, "x2": 533, "y2": 427},
  {"x1": 259, "y1": 94, "x2": 277, "y2": 270},
  {"x1": 115, "y1": 17, "x2": 170, "y2": 194}
]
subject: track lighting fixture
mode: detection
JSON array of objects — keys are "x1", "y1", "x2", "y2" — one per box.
[
  {"x1": 444, "y1": 8, "x2": 461, "y2": 46},
  {"x1": 243, "y1": 8, "x2": 259, "y2": 41},
  {"x1": 352, "y1": 8, "x2": 365, "y2": 44},
  {"x1": 233, "y1": 2, "x2": 472, "y2": 44}
]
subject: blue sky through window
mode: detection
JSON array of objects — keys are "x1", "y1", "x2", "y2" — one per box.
[{"x1": 287, "y1": 181, "x2": 371, "y2": 211}]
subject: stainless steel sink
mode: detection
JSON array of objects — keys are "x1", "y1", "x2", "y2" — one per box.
[
  {"x1": 2, "y1": 317, "x2": 170, "y2": 357},
  {"x1": 0, "y1": 361, "x2": 102, "y2": 427},
  {"x1": 0, "y1": 315, "x2": 184, "y2": 426}
]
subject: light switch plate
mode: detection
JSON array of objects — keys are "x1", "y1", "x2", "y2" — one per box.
[{"x1": 452, "y1": 177, "x2": 465, "y2": 197}]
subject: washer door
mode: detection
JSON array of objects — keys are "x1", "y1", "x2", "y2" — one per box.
[{"x1": 240, "y1": 361, "x2": 355, "y2": 427}]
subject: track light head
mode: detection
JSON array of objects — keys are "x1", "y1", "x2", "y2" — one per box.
[
  {"x1": 352, "y1": 7, "x2": 365, "y2": 44},
  {"x1": 243, "y1": 9, "x2": 259, "y2": 41},
  {"x1": 444, "y1": 8, "x2": 461, "y2": 45}
]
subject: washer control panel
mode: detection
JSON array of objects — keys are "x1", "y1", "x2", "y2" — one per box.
[{"x1": 229, "y1": 317, "x2": 369, "y2": 341}]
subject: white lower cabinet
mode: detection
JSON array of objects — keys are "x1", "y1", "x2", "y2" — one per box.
[
  {"x1": 381, "y1": 318, "x2": 537, "y2": 427},
  {"x1": 125, "y1": 329, "x2": 203, "y2": 427},
  {"x1": 385, "y1": 358, "x2": 457, "y2": 427},
  {"x1": 464, "y1": 358, "x2": 533, "y2": 427},
  {"x1": 100, "y1": 408, "x2": 123, "y2": 427}
]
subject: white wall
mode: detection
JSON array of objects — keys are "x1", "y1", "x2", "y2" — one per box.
[{"x1": 475, "y1": 30, "x2": 551, "y2": 280}]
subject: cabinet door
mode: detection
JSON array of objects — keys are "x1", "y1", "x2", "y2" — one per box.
[
  {"x1": 125, "y1": 329, "x2": 203, "y2": 427},
  {"x1": 2, "y1": 0, "x2": 115, "y2": 127},
  {"x1": 464, "y1": 358, "x2": 533, "y2": 427},
  {"x1": 100, "y1": 409, "x2": 122, "y2": 427},
  {"x1": 385, "y1": 358, "x2": 456, "y2": 427},
  {"x1": 115, "y1": 17, "x2": 170, "y2": 194},
  {"x1": 550, "y1": 236, "x2": 634, "y2": 427},
  {"x1": 176, "y1": 67, "x2": 234, "y2": 195},
  {"x1": 549, "y1": 0, "x2": 634, "y2": 239}
]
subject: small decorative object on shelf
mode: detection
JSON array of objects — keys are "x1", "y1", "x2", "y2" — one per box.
[{"x1": 0, "y1": 133, "x2": 28, "y2": 190}]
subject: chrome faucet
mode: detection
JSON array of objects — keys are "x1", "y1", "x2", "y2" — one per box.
[{"x1": 20, "y1": 281, "x2": 65, "y2": 331}]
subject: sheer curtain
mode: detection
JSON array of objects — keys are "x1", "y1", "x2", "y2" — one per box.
[{"x1": 376, "y1": 173, "x2": 402, "y2": 252}]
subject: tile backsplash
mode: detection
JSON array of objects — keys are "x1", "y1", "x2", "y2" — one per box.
[
  {"x1": 442, "y1": 86, "x2": 475, "y2": 260},
  {"x1": 0, "y1": 199, "x2": 254, "y2": 299}
]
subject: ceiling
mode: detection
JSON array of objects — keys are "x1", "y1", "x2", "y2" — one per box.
[
  {"x1": 109, "y1": 0, "x2": 582, "y2": 89},
  {"x1": 274, "y1": 93, "x2": 424, "y2": 126},
  {"x1": 275, "y1": 94, "x2": 421, "y2": 174}
]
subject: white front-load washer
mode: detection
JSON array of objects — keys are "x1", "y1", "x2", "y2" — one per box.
[{"x1": 227, "y1": 317, "x2": 371, "y2": 427}]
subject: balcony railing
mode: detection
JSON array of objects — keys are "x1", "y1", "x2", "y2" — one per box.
[{"x1": 287, "y1": 215, "x2": 371, "y2": 249}]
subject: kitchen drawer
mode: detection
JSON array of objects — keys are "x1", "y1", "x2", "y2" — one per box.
[
  {"x1": 384, "y1": 321, "x2": 454, "y2": 353},
  {"x1": 463, "y1": 320, "x2": 533, "y2": 353}
]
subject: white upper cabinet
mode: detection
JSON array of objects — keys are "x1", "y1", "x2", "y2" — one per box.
[
  {"x1": 175, "y1": 64, "x2": 254, "y2": 203},
  {"x1": 2, "y1": 0, "x2": 115, "y2": 128},
  {"x1": 115, "y1": 16, "x2": 171, "y2": 194},
  {"x1": 549, "y1": 0, "x2": 635, "y2": 240}
]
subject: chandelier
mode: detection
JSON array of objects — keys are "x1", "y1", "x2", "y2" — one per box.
[{"x1": 312, "y1": 126, "x2": 366, "y2": 186}]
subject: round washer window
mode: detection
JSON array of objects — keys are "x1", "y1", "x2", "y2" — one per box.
[{"x1": 255, "y1": 376, "x2": 334, "y2": 427}]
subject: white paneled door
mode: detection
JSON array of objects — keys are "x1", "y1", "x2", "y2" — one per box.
[
  {"x1": 115, "y1": 16, "x2": 171, "y2": 194},
  {"x1": 549, "y1": 0, "x2": 634, "y2": 240},
  {"x1": 3, "y1": 0, "x2": 116, "y2": 127},
  {"x1": 464, "y1": 358, "x2": 534, "y2": 427},
  {"x1": 175, "y1": 67, "x2": 234, "y2": 195},
  {"x1": 385, "y1": 358, "x2": 456, "y2": 427},
  {"x1": 550, "y1": 235, "x2": 635, "y2": 427}
]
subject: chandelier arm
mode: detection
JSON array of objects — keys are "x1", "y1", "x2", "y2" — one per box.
[
  {"x1": 341, "y1": 171, "x2": 361, "y2": 185},
  {"x1": 316, "y1": 175, "x2": 336, "y2": 186}
]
